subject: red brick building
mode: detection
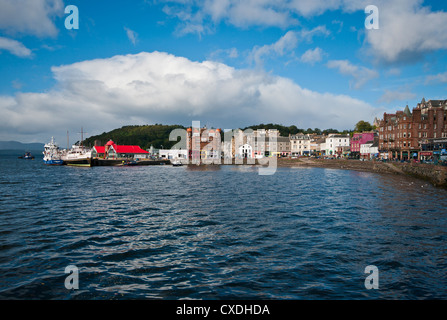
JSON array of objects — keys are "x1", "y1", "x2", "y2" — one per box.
[
  {"x1": 186, "y1": 126, "x2": 221, "y2": 163},
  {"x1": 378, "y1": 98, "x2": 447, "y2": 160}
]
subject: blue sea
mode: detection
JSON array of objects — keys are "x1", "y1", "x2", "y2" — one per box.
[{"x1": 1, "y1": 151, "x2": 447, "y2": 299}]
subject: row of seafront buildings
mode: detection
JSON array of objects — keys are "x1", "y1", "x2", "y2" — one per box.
[
  {"x1": 159, "y1": 97, "x2": 447, "y2": 162},
  {"x1": 158, "y1": 127, "x2": 379, "y2": 161},
  {"x1": 377, "y1": 98, "x2": 447, "y2": 161}
]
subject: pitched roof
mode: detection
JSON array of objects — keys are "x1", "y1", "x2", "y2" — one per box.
[
  {"x1": 403, "y1": 105, "x2": 411, "y2": 117},
  {"x1": 94, "y1": 144, "x2": 148, "y2": 154}
]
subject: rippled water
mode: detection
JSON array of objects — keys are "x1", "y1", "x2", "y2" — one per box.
[{"x1": 1, "y1": 151, "x2": 446, "y2": 299}]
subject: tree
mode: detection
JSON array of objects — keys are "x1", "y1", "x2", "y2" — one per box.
[{"x1": 354, "y1": 120, "x2": 373, "y2": 132}]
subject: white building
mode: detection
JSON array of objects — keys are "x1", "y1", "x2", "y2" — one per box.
[
  {"x1": 325, "y1": 134, "x2": 350, "y2": 156},
  {"x1": 159, "y1": 149, "x2": 188, "y2": 160},
  {"x1": 360, "y1": 140, "x2": 379, "y2": 159},
  {"x1": 290, "y1": 134, "x2": 312, "y2": 156}
]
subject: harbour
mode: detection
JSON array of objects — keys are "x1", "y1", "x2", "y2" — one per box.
[{"x1": 1, "y1": 150, "x2": 446, "y2": 299}]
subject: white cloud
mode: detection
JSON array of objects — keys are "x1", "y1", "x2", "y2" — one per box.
[
  {"x1": 327, "y1": 59, "x2": 378, "y2": 89},
  {"x1": 250, "y1": 26, "x2": 329, "y2": 66},
  {"x1": 378, "y1": 89, "x2": 416, "y2": 103},
  {"x1": 124, "y1": 27, "x2": 138, "y2": 45},
  {"x1": 251, "y1": 30, "x2": 298, "y2": 66},
  {"x1": 0, "y1": 36, "x2": 32, "y2": 57},
  {"x1": 0, "y1": 0, "x2": 64, "y2": 37},
  {"x1": 425, "y1": 71, "x2": 447, "y2": 84},
  {"x1": 158, "y1": 0, "x2": 447, "y2": 64},
  {"x1": 0, "y1": 51, "x2": 378, "y2": 142},
  {"x1": 361, "y1": 0, "x2": 447, "y2": 63},
  {"x1": 300, "y1": 47, "x2": 325, "y2": 65}
]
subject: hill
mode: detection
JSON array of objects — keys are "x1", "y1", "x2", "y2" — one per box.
[
  {"x1": 0, "y1": 141, "x2": 44, "y2": 151},
  {"x1": 83, "y1": 124, "x2": 187, "y2": 149}
]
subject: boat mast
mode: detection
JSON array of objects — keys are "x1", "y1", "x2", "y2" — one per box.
[
  {"x1": 67, "y1": 130, "x2": 69, "y2": 150},
  {"x1": 78, "y1": 127, "x2": 88, "y2": 148}
]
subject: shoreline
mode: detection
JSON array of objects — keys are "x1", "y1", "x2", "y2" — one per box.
[{"x1": 276, "y1": 158, "x2": 447, "y2": 188}]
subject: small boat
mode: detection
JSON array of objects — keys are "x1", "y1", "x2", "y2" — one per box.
[
  {"x1": 19, "y1": 152, "x2": 35, "y2": 160},
  {"x1": 122, "y1": 160, "x2": 138, "y2": 166},
  {"x1": 172, "y1": 160, "x2": 183, "y2": 166},
  {"x1": 43, "y1": 137, "x2": 64, "y2": 165}
]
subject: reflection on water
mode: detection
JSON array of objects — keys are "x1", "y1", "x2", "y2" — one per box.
[{"x1": 0, "y1": 154, "x2": 447, "y2": 299}]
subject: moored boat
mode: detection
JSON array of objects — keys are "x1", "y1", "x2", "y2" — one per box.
[
  {"x1": 43, "y1": 137, "x2": 64, "y2": 165},
  {"x1": 62, "y1": 144, "x2": 92, "y2": 167},
  {"x1": 19, "y1": 152, "x2": 35, "y2": 160},
  {"x1": 172, "y1": 159, "x2": 183, "y2": 166}
]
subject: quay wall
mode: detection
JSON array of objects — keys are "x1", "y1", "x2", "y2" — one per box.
[{"x1": 277, "y1": 158, "x2": 447, "y2": 188}]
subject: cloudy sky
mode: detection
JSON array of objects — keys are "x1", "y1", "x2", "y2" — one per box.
[{"x1": 1, "y1": 0, "x2": 446, "y2": 144}]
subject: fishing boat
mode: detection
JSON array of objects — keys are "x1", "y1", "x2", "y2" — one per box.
[
  {"x1": 62, "y1": 127, "x2": 92, "y2": 167},
  {"x1": 43, "y1": 137, "x2": 64, "y2": 165},
  {"x1": 18, "y1": 152, "x2": 35, "y2": 160},
  {"x1": 62, "y1": 144, "x2": 92, "y2": 167}
]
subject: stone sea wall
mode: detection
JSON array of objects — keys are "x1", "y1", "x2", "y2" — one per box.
[{"x1": 277, "y1": 158, "x2": 447, "y2": 188}]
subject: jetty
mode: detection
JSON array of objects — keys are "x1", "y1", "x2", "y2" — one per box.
[{"x1": 91, "y1": 158, "x2": 170, "y2": 166}]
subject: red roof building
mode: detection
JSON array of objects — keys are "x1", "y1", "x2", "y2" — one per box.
[{"x1": 92, "y1": 140, "x2": 149, "y2": 159}]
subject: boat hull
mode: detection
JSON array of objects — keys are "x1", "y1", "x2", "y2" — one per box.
[
  {"x1": 91, "y1": 158, "x2": 170, "y2": 166},
  {"x1": 44, "y1": 159, "x2": 64, "y2": 165},
  {"x1": 64, "y1": 158, "x2": 92, "y2": 167}
]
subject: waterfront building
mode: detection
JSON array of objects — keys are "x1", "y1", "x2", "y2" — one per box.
[
  {"x1": 186, "y1": 126, "x2": 221, "y2": 161},
  {"x1": 420, "y1": 137, "x2": 447, "y2": 162},
  {"x1": 276, "y1": 136, "x2": 291, "y2": 157},
  {"x1": 360, "y1": 138, "x2": 379, "y2": 159},
  {"x1": 290, "y1": 134, "x2": 312, "y2": 156},
  {"x1": 325, "y1": 134, "x2": 350, "y2": 157},
  {"x1": 351, "y1": 132, "x2": 376, "y2": 159},
  {"x1": 92, "y1": 140, "x2": 149, "y2": 159},
  {"x1": 233, "y1": 129, "x2": 280, "y2": 158},
  {"x1": 159, "y1": 149, "x2": 188, "y2": 160},
  {"x1": 315, "y1": 137, "x2": 327, "y2": 156},
  {"x1": 378, "y1": 98, "x2": 447, "y2": 160}
]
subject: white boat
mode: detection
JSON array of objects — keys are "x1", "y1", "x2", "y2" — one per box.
[
  {"x1": 43, "y1": 137, "x2": 64, "y2": 165},
  {"x1": 172, "y1": 159, "x2": 183, "y2": 166},
  {"x1": 62, "y1": 144, "x2": 92, "y2": 167}
]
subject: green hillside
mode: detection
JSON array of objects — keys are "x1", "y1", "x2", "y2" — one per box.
[{"x1": 83, "y1": 124, "x2": 186, "y2": 149}]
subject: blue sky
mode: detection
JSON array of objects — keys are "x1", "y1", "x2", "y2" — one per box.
[{"x1": 1, "y1": 0, "x2": 447, "y2": 143}]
